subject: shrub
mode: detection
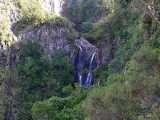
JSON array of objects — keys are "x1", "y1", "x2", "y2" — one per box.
[
  {"x1": 17, "y1": 0, "x2": 46, "y2": 24},
  {"x1": 83, "y1": 43, "x2": 160, "y2": 120},
  {"x1": 16, "y1": 41, "x2": 74, "y2": 120},
  {"x1": 32, "y1": 94, "x2": 87, "y2": 120},
  {"x1": 63, "y1": 0, "x2": 114, "y2": 32},
  {"x1": 0, "y1": 16, "x2": 12, "y2": 46}
]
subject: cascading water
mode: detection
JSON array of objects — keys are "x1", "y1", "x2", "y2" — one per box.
[
  {"x1": 74, "y1": 44, "x2": 97, "y2": 87},
  {"x1": 77, "y1": 45, "x2": 83, "y2": 86},
  {"x1": 53, "y1": 0, "x2": 63, "y2": 15},
  {"x1": 85, "y1": 52, "x2": 96, "y2": 86}
]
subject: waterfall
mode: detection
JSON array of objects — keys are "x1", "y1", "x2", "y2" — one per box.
[
  {"x1": 85, "y1": 52, "x2": 96, "y2": 86},
  {"x1": 78, "y1": 73, "x2": 82, "y2": 87},
  {"x1": 74, "y1": 38, "x2": 97, "y2": 87},
  {"x1": 53, "y1": 0, "x2": 62, "y2": 15},
  {"x1": 74, "y1": 45, "x2": 96, "y2": 87},
  {"x1": 77, "y1": 45, "x2": 83, "y2": 87},
  {"x1": 77, "y1": 45, "x2": 83, "y2": 52}
]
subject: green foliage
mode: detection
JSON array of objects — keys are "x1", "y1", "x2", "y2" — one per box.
[
  {"x1": 49, "y1": 50, "x2": 74, "y2": 96},
  {"x1": 15, "y1": 0, "x2": 78, "y2": 39},
  {"x1": 0, "y1": 16, "x2": 12, "y2": 45},
  {"x1": 81, "y1": 2, "x2": 160, "y2": 119},
  {"x1": 83, "y1": 2, "x2": 146, "y2": 85},
  {"x1": 93, "y1": 65, "x2": 109, "y2": 85},
  {"x1": 32, "y1": 93, "x2": 87, "y2": 120},
  {"x1": 0, "y1": 68, "x2": 7, "y2": 84},
  {"x1": 108, "y1": 18, "x2": 144, "y2": 74},
  {"x1": 8, "y1": 0, "x2": 160, "y2": 120},
  {"x1": 83, "y1": 44, "x2": 160, "y2": 120},
  {"x1": 85, "y1": 1, "x2": 144, "y2": 44},
  {"x1": 17, "y1": 0, "x2": 47, "y2": 24},
  {"x1": 0, "y1": 0, "x2": 16, "y2": 45},
  {"x1": 16, "y1": 41, "x2": 74, "y2": 120},
  {"x1": 63, "y1": 0, "x2": 114, "y2": 32},
  {"x1": 13, "y1": 15, "x2": 78, "y2": 41},
  {"x1": 13, "y1": 0, "x2": 54, "y2": 34},
  {"x1": 80, "y1": 0, "x2": 111, "y2": 22}
]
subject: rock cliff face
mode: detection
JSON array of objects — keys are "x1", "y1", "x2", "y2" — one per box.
[
  {"x1": 16, "y1": 21, "x2": 74, "y2": 55},
  {"x1": 15, "y1": 20, "x2": 99, "y2": 64},
  {"x1": 0, "y1": 1, "x2": 18, "y2": 119}
]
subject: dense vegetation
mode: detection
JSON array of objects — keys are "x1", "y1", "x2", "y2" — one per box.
[
  {"x1": 30, "y1": 0, "x2": 160, "y2": 119},
  {"x1": 16, "y1": 41, "x2": 77, "y2": 119},
  {"x1": 0, "y1": 0, "x2": 160, "y2": 120}
]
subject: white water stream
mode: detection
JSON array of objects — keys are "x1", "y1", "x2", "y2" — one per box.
[{"x1": 85, "y1": 52, "x2": 96, "y2": 86}]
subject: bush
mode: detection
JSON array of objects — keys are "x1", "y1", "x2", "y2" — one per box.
[
  {"x1": 16, "y1": 41, "x2": 75, "y2": 120},
  {"x1": 32, "y1": 94, "x2": 87, "y2": 120},
  {"x1": 83, "y1": 43, "x2": 160, "y2": 120},
  {"x1": 63, "y1": 0, "x2": 114, "y2": 32},
  {"x1": 0, "y1": 16, "x2": 12, "y2": 45},
  {"x1": 17, "y1": 0, "x2": 46, "y2": 24}
]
